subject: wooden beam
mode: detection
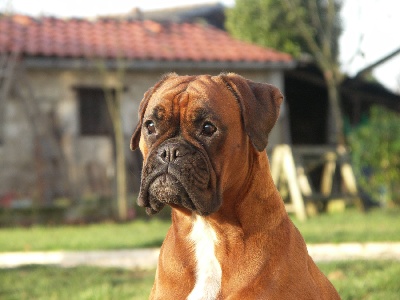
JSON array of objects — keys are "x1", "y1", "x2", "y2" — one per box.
[{"x1": 356, "y1": 47, "x2": 400, "y2": 78}]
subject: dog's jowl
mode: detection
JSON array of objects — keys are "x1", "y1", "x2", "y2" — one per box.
[{"x1": 131, "y1": 73, "x2": 340, "y2": 299}]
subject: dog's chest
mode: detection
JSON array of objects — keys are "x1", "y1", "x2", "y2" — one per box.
[{"x1": 187, "y1": 215, "x2": 222, "y2": 300}]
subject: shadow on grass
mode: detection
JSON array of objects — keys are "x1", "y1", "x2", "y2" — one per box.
[{"x1": 135, "y1": 238, "x2": 165, "y2": 249}]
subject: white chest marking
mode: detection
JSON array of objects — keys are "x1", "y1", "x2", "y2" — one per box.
[{"x1": 187, "y1": 215, "x2": 222, "y2": 300}]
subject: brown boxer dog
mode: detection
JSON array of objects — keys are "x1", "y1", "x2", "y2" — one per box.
[{"x1": 130, "y1": 73, "x2": 340, "y2": 299}]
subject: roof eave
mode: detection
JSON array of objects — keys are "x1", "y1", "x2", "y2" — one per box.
[{"x1": 22, "y1": 57, "x2": 296, "y2": 71}]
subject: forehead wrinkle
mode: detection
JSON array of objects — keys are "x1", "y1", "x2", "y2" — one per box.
[
  {"x1": 144, "y1": 84, "x2": 186, "y2": 119},
  {"x1": 177, "y1": 91, "x2": 190, "y2": 126},
  {"x1": 163, "y1": 79, "x2": 193, "y2": 117},
  {"x1": 186, "y1": 77, "x2": 214, "y2": 99}
]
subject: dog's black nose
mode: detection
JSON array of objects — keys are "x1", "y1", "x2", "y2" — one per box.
[{"x1": 159, "y1": 143, "x2": 189, "y2": 163}]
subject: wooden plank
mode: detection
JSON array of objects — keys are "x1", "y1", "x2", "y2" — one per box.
[
  {"x1": 297, "y1": 166, "x2": 313, "y2": 197},
  {"x1": 270, "y1": 145, "x2": 284, "y2": 184},
  {"x1": 320, "y1": 152, "x2": 337, "y2": 196},
  {"x1": 284, "y1": 204, "x2": 295, "y2": 213},
  {"x1": 292, "y1": 145, "x2": 336, "y2": 156},
  {"x1": 340, "y1": 163, "x2": 358, "y2": 195},
  {"x1": 281, "y1": 145, "x2": 307, "y2": 221}
]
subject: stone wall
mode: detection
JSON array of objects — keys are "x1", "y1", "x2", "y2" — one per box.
[{"x1": 0, "y1": 67, "x2": 286, "y2": 205}]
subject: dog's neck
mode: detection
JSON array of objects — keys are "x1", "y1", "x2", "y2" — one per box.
[
  {"x1": 219, "y1": 150, "x2": 286, "y2": 228},
  {"x1": 169, "y1": 151, "x2": 289, "y2": 299},
  {"x1": 171, "y1": 150, "x2": 286, "y2": 233},
  {"x1": 170, "y1": 150, "x2": 288, "y2": 248}
]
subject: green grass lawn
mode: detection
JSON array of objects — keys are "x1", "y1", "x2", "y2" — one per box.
[
  {"x1": 1, "y1": 208, "x2": 400, "y2": 299},
  {"x1": 0, "y1": 219, "x2": 170, "y2": 252},
  {"x1": 319, "y1": 260, "x2": 400, "y2": 300},
  {"x1": 1, "y1": 260, "x2": 399, "y2": 300},
  {"x1": 0, "y1": 208, "x2": 399, "y2": 252},
  {"x1": 292, "y1": 207, "x2": 400, "y2": 244},
  {"x1": 0, "y1": 265, "x2": 154, "y2": 300}
]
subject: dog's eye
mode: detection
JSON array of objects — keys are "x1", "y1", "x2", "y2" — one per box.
[
  {"x1": 201, "y1": 122, "x2": 217, "y2": 137},
  {"x1": 145, "y1": 121, "x2": 156, "y2": 135}
]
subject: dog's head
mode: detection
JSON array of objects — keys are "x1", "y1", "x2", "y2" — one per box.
[{"x1": 131, "y1": 73, "x2": 283, "y2": 216}]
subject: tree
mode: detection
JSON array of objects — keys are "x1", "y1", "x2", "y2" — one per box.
[
  {"x1": 97, "y1": 59, "x2": 129, "y2": 221},
  {"x1": 348, "y1": 106, "x2": 400, "y2": 207},
  {"x1": 226, "y1": 0, "x2": 304, "y2": 57},
  {"x1": 226, "y1": 0, "x2": 344, "y2": 144}
]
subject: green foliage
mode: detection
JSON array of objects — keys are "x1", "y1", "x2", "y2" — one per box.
[
  {"x1": 226, "y1": 0, "x2": 303, "y2": 56},
  {"x1": 348, "y1": 106, "x2": 400, "y2": 206},
  {"x1": 225, "y1": 0, "x2": 342, "y2": 58}
]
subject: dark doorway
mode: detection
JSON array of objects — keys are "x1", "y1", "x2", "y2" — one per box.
[{"x1": 284, "y1": 68, "x2": 329, "y2": 145}]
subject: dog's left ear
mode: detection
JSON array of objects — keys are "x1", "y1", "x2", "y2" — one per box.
[{"x1": 220, "y1": 73, "x2": 283, "y2": 151}]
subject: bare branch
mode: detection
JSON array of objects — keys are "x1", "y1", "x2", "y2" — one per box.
[
  {"x1": 307, "y1": 0, "x2": 322, "y2": 33},
  {"x1": 323, "y1": 0, "x2": 336, "y2": 59},
  {"x1": 282, "y1": 0, "x2": 326, "y2": 67}
]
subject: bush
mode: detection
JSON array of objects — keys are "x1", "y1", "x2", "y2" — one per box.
[{"x1": 348, "y1": 106, "x2": 400, "y2": 206}]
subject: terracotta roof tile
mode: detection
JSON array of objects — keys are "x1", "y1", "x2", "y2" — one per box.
[{"x1": 0, "y1": 15, "x2": 292, "y2": 63}]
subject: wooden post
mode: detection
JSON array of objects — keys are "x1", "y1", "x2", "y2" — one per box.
[
  {"x1": 320, "y1": 152, "x2": 337, "y2": 196},
  {"x1": 337, "y1": 145, "x2": 358, "y2": 195},
  {"x1": 340, "y1": 163, "x2": 357, "y2": 195},
  {"x1": 270, "y1": 146, "x2": 284, "y2": 184},
  {"x1": 297, "y1": 166, "x2": 313, "y2": 197},
  {"x1": 270, "y1": 145, "x2": 307, "y2": 221}
]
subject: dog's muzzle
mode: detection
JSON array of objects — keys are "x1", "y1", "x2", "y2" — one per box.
[{"x1": 138, "y1": 138, "x2": 220, "y2": 216}]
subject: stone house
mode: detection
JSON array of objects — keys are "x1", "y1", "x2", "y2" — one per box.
[{"x1": 0, "y1": 14, "x2": 294, "y2": 207}]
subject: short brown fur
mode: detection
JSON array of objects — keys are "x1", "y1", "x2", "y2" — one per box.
[{"x1": 131, "y1": 73, "x2": 340, "y2": 299}]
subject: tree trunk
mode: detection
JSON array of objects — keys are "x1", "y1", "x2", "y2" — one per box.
[
  {"x1": 113, "y1": 96, "x2": 128, "y2": 221},
  {"x1": 324, "y1": 72, "x2": 344, "y2": 145},
  {"x1": 96, "y1": 58, "x2": 131, "y2": 222},
  {"x1": 281, "y1": 0, "x2": 345, "y2": 145},
  {"x1": 104, "y1": 87, "x2": 129, "y2": 222}
]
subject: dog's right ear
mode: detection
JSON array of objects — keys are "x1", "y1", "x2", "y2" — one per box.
[
  {"x1": 130, "y1": 88, "x2": 152, "y2": 151},
  {"x1": 130, "y1": 73, "x2": 178, "y2": 151}
]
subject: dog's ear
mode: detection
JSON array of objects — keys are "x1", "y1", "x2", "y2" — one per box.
[
  {"x1": 130, "y1": 73, "x2": 178, "y2": 151},
  {"x1": 130, "y1": 88, "x2": 152, "y2": 151},
  {"x1": 220, "y1": 73, "x2": 283, "y2": 151}
]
